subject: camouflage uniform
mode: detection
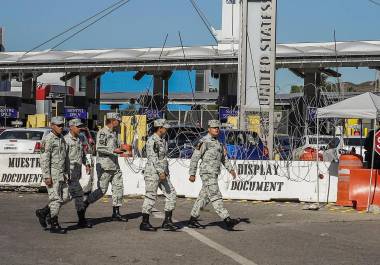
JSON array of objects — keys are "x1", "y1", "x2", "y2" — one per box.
[
  {"x1": 40, "y1": 131, "x2": 70, "y2": 218},
  {"x1": 189, "y1": 132, "x2": 234, "y2": 220},
  {"x1": 64, "y1": 131, "x2": 90, "y2": 211},
  {"x1": 87, "y1": 125, "x2": 123, "y2": 206},
  {"x1": 142, "y1": 133, "x2": 176, "y2": 214}
]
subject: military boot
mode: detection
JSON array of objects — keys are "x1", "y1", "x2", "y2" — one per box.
[
  {"x1": 77, "y1": 209, "x2": 92, "y2": 228},
  {"x1": 83, "y1": 199, "x2": 89, "y2": 210},
  {"x1": 46, "y1": 210, "x2": 52, "y2": 226},
  {"x1": 224, "y1": 217, "x2": 241, "y2": 230},
  {"x1": 50, "y1": 216, "x2": 67, "y2": 234},
  {"x1": 111, "y1": 206, "x2": 128, "y2": 222},
  {"x1": 187, "y1": 216, "x2": 205, "y2": 229},
  {"x1": 35, "y1": 205, "x2": 50, "y2": 229},
  {"x1": 161, "y1": 211, "x2": 179, "y2": 231},
  {"x1": 139, "y1": 213, "x2": 156, "y2": 231}
]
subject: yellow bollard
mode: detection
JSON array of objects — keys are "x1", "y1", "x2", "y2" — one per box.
[
  {"x1": 35, "y1": 114, "x2": 47, "y2": 127},
  {"x1": 135, "y1": 115, "x2": 147, "y2": 153},
  {"x1": 26, "y1": 115, "x2": 37, "y2": 128},
  {"x1": 121, "y1": 116, "x2": 134, "y2": 145}
]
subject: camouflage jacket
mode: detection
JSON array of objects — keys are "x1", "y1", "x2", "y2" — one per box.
[
  {"x1": 40, "y1": 132, "x2": 69, "y2": 181},
  {"x1": 96, "y1": 126, "x2": 120, "y2": 171},
  {"x1": 144, "y1": 133, "x2": 169, "y2": 176},
  {"x1": 64, "y1": 132, "x2": 90, "y2": 176},
  {"x1": 189, "y1": 133, "x2": 233, "y2": 176}
]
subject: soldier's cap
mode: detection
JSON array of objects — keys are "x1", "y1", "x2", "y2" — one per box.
[
  {"x1": 106, "y1": 112, "x2": 122, "y2": 121},
  {"x1": 208, "y1": 119, "x2": 221, "y2": 128},
  {"x1": 153, "y1": 118, "x2": 170, "y2": 129},
  {"x1": 68, "y1": 118, "x2": 84, "y2": 127},
  {"x1": 51, "y1": 116, "x2": 64, "y2": 125}
]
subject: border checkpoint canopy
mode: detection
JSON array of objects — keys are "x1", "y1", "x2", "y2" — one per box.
[{"x1": 317, "y1": 92, "x2": 380, "y2": 119}]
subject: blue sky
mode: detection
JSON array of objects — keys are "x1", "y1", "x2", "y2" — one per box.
[
  {"x1": 1, "y1": 0, "x2": 380, "y2": 92},
  {"x1": 101, "y1": 71, "x2": 195, "y2": 93}
]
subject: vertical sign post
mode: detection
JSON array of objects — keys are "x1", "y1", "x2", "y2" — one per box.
[{"x1": 238, "y1": 0, "x2": 277, "y2": 159}]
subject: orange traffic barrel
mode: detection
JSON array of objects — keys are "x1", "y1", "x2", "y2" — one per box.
[
  {"x1": 120, "y1": 144, "x2": 133, "y2": 157},
  {"x1": 300, "y1": 147, "x2": 323, "y2": 161},
  {"x1": 336, "y1": 154, "x2": 363, "y2": 206},
  {"x1": 349, "y1": 168, "x2": 380, "y2": 211}
]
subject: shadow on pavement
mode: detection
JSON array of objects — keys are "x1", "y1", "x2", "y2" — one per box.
[
  {"x1": 205, "y1": 217, "x2": 250, "y2": 231},
  {"x1": 64, "y1": 212, "x2": 142, "y2": 231}
]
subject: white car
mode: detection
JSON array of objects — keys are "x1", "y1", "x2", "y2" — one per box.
[
  {"x1": 292, "y1": 135, "x2": 342, "y2": 160},
  {"x1": 0, "y1": 128, "x2": 51, "y2": 154}
]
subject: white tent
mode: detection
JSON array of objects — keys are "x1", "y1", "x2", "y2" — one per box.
[
  {"x1": 317, "y1": 92, "x2": 380, "y2": 212},
  {"x1": 317, "y1": 92, "x2": 380, "y2": 119}
]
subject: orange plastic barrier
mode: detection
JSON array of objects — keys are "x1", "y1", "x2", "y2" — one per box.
[
  {"x1": 336, "y1": 155, "x2": 363, "y2": 206},
  {"x1": 300, "y1": 147, "x2": 323, "y2": 161},
  {"x1": 349, "y1": 168, "x2": 380, "y2": 211}
]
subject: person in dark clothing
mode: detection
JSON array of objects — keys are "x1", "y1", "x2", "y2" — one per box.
[{"x1": 364, "y1": 129, "x2": 380, "y2": 169}]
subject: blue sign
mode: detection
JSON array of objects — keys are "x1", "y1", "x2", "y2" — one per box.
[
  {"x1": 139, "y1": 108, "x2": 163, "y2": 120},
  {"x1": 219, "y1": 107, "x2": 238, "y2": 121},
  {"x1": 64, "y1": 108, "x2": 87, "y2": 119},
  {"x1": 226, "y1": 0, "x2": 236, "y2": 4},
  {"x1": 0, "y1": 80, "x2": 11, "y2": 92},
  {"x1": 0, "y1": 108, "x2": 18, "y2": 118},
  {"x1": 307, "y1": 107, "x2": 317, "y2": 122}
]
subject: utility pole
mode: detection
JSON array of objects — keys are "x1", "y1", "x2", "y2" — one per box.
[
  {"x1": 237, "y1": 0, "x2": 248, "y2": 131},
  {"x1": 0, "y1": 27, "x2": 4, "y2": 52}
]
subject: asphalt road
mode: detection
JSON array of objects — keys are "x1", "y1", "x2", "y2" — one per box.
[{"x1": 1, "y1": 191, "x2": 380, "y2": 265}]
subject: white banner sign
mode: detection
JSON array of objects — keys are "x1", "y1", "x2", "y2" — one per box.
[
  {"x1": 108, "y1": 158, "x2": 338, "y2": 203},
  {"x1": 0, "y1": 154, "x2": 338, "y2": 203},
  {"x1": 0, "y1": 155, "x2": 44, "y2": 187}
]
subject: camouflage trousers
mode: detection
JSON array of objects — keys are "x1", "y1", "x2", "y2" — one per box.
[
  {"x1": 87, "y1": 164, "x2": 124, "y2": 207},
  {"x1": 142, "y1": 174, "x2": 176, "y2": 214},
  {"x1": 47, "y1": 180, "x2": 70, "y2": 218},
  {"x1": 68, "y1": 173, "x2": 85, "y2": 212},
  {"x1": 190, "y1": 174, "x2": 230, "y2": 220}
]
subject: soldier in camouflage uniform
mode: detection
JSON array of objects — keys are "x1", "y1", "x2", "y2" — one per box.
[
  {"x1": 84, "y1": 113, "x2": 127, "y2": 221},
  {"x1": 35, "y1": 116, "x2": 69, "y2": 234},
  {"x1": 188, "y1": 120, "x2": 241, "y2": 230},
  {"x1": 64, "y1": 118, "x2": 92, "y2": 228},
  {"x1": 140, "y1": 119, "x2": 178, "y2": 231}
]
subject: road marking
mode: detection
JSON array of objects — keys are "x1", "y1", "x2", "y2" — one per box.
[
  {"x1": 152, "y1": 208, "x2": 258, "y2": 265},
  {"x1": 183, "y1": 227, "x2": 257, "y2": 265}
]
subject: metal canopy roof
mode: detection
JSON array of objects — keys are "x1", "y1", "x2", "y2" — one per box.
[{"x1": 0, "y1": 41, "x2": 380, "y2": 73}]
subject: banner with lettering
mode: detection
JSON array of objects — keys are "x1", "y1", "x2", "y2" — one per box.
[
  {"x1": 0, "y1": 154, "x2": 91, "y2": 190},
  {"x1": 238, "y1": 0, "x2": 277, "y2": 109},
  {"x1": 168, "y1": 160, "x2": 338, "y2": 202},
  {"x1": 219, "y1": 107, "x2": 239, "y2": 121},
  {"x1": 0, "y1": 154, "x2": 338, "y2": 203},
  {"x1": 0, "y1": 154, "x2": 43, "y2": 187},
  {"x1": 0, "y1": 108, "x2": 18, "y2": 118},
  {"x1": 64, "y1": 108, "x2": 87, "y2": 120}
]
